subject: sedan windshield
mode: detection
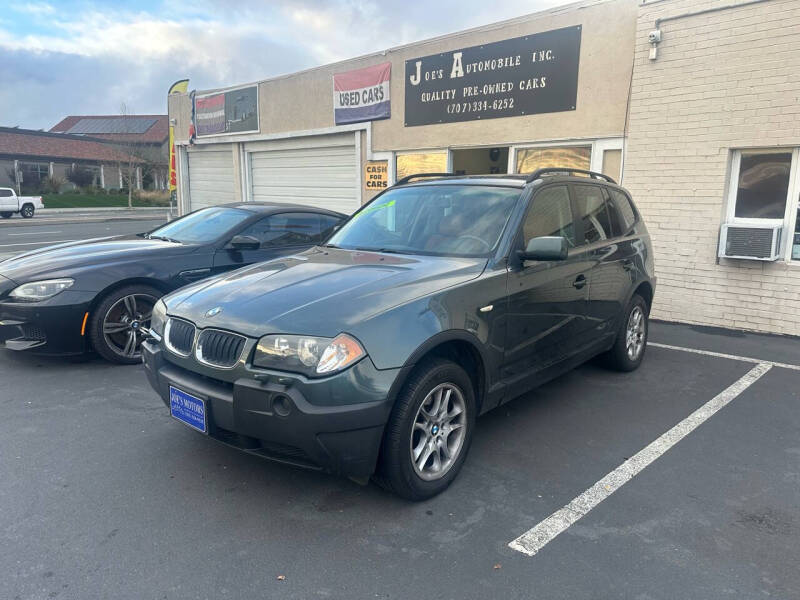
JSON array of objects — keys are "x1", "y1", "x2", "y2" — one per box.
[
  {"x1": 327, "y1": 185, "x2": 521, "y2": 257},
  {"x1": 146, "y1": 207, "x2": 252, "y2": 244}
]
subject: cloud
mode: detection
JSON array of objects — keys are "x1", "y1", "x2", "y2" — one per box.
[
  {"x1": 10, "y1": 2, "x2": 55, "y2": 16},
  {"x1": 0, "y1": 0, "x2": 573, "y2": 128}
]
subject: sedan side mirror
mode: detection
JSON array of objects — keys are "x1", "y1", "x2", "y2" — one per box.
[
  {"x1": 518, "y1": 236, "x2": 569, "y2": 262},
  {"x1": 229, "y1": 235, "x2": 261, "y2": 250}
]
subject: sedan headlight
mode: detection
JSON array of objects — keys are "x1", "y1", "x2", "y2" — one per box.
[
  {"x1": 149, "y1": 299, "x2": 167, "y2": 338},
  {"x1": 9, "y1": 278, "x2": 74, "y2": 301},
  {"x1": 253, "y1": 333, "x2": 365, "y2": 377}
]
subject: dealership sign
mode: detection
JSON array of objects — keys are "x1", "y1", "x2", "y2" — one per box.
[
  {"x1": 334, "y1": 62, "x2": 391, "y2": 125},
  {"x1": 195, "y1": 85, "x2": 259, "y2": 136},
  {"x1": 404, "y1": 26, "x2": 581, "y2": 127}
]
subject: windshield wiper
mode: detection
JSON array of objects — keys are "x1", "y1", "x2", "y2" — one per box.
[
  {"x1": 147, "y1": 234, "x2": 182, "y2": 244},
  {"x1": 354, "y1": 247, "x2": 405, "y2": 254}
]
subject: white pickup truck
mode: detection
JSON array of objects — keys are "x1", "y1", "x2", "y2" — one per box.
[{"x1": 0, "y1": 188, "x2": 44, "y2": 219}]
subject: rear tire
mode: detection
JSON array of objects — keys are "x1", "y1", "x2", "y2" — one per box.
[
  {"x1": 375, "y1": 358, "x2": 476, "y2": 501},
  {"x1": 88, "y1": 285, "x2": 162, "y2": 364},
  {"x1": 0, "y1": 212, "x2": 11, "y2": 219},
  {"x1": 20, "y1": 204, "x2": 34, "y2": 218},
  {"x1": 603, "y1": 293, "x2": 649, "y2": 372}
]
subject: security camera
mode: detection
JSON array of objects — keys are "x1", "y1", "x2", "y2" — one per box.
[{"x1": 648, "y1": 29, "x2": 662, "y2": 44}]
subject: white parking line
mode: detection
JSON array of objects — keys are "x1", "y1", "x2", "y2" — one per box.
[
  {"x1": 508, "y1": 362, "x2": 772, "y2": 557},
  {"x1": 649, "y1": 342, "x2": 800, "y2": 372}
]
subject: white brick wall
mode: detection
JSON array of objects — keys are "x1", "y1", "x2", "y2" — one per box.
[{"x1": 625, "y1": 0, "x2": 800, "y2": 336}]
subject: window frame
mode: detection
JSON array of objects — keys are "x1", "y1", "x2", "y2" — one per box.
[
  {"x1": 726, "y1": 148, "x2": 800, "y2": 263},
  {"x1": 570, "y1": 182, "x2": 618, "y2": 247},
  {"x1": 519, "y1": 183, "x2": 577, "y2": 250}
]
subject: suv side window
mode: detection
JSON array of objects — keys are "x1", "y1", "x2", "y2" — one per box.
[
  {"x1": 0, "y1": 189, "x2": 13, "y2": 197},
  {"x1": 238, "y1": 212, "x2": 335, "y2": 248},
  {"x1": 608, "y1": 188, "x2": 637, "y2": 233},
  {"x1": 523, "y1": 185, "x2": 576, "y2": 247},
  {"x1": 573, "y1": 184, "x2": 614, "y2": 244}
]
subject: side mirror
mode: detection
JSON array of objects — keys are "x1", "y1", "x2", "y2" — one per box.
[
  {"x1": 518, "y1": 236, "x2": 569, "y2": 262},
  {"x1": 229, "y1": 235, "x2": 261, "y2": 250}
]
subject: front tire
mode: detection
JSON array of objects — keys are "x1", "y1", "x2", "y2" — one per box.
[
  {"x1": 88, "y1": 285, "x2": 161, "y2": 364},
  {"x1": 20, "y1": 204, "x2": 34, "y2": 218},
  {"x1": 0, "y1": 212, "x2": 11, "y2": 219},
  {"x1": 376, "y1": 358, "x2": 476, "y2": 501},
  {"x1": 603, "y1": 293, "x2": 649, "y2": 372}
]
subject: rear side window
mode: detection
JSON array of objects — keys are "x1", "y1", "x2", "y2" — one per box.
[
  {"x1": 609, "y1": 188, "x2": 637, "y2": 232},
  {"x1": 573, "y1": 184, "x2": 613, "y2": 244},
  {"x1": 240, "y1": 212, "x2": 335, "y2": 247},
  {"x1": 524, "y1": 185, "x2": 576, "y2": 247}
]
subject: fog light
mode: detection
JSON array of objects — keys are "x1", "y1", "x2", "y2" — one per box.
[{"x1": 272, "y1": 394, "x2": 292, "y2": 417}]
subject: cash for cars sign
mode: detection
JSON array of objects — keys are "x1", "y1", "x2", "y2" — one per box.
[
  {"x1": 334, "y1": 62, "x2": 391, "y2": 125},
  {"x1": 364, "y1": 161, "x2": 388, "y2": 190},
  {"x1": 404, "y1": 26, "x2": 581, "y2": 127}
]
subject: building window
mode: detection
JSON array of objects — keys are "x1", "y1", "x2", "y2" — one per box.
[
  {"x1": 727, "y1": 149, "x2": 800, "y2": 261},
  {"x1": 601, "y1": 149, "x2": 622, "y2": 182},
  {"x1": 396, "y1": 152, "x2": 448, "y2": 181},
  {"x1": 515, "y1": 145, "x2": 591, "y2": 175},
  {"x1": 733, "y1": 151, "x2": 792, "y2": 219}
]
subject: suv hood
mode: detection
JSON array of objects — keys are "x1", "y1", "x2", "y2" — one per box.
[
  {"x1": 166, "y1": 247, "x2": 487, "y2": 338},
  {"x1": 0, "y1": 235, "x2": 195, "y2": 283}
]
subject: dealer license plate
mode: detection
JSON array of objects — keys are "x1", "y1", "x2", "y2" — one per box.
[{"x1": 169, "y1": 386, "x2": 207, "y2": 434}]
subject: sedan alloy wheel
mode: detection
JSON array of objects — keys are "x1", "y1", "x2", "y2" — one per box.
[{"x1": 101, "y1": 292, "x2": 157, "y2": 361}]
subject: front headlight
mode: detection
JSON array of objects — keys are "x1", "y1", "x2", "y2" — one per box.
[
  {"x1": 9, "y1": 278, "x2": 74, "y2": 301},
  {"x1": 252, "y1": 333, "x2": 366, "y2": 377},
  {"x1": 149, "y1": 299, "x2": 167, "y2": 338}
]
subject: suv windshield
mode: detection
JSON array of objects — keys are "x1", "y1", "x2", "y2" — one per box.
[
  {"x1": 327, "y1": 185, "x2": 521, "y2": 257},
  {"x1": 147, "y1": 207, "x2": 252, "y2": 244}
]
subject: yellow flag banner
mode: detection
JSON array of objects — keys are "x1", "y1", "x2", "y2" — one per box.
[{"x1": 168, "y1": 79, "x2": 189, "y2": 95}]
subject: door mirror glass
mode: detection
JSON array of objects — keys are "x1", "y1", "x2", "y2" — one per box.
[
  {"x1": 519, "y1": 236, "x2": 569, "y2": 261},
  {"x1": 229, "y1": 234, "x2": 261, "y2": 250}
]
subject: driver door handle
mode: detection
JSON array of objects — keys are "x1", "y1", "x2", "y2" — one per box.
[{"x1": 573, "y1": 274, "x2": 587, "y2": 289}]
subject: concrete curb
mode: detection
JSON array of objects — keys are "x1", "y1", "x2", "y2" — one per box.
[{"x1": 39, "y1": 207, "x2": 170, "y2": 214}]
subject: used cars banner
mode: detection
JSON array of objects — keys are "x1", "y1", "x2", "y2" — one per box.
[
  {"x1": 404, "y1": 26, "x2": 581, "y2": 127},
  {"x1": 334, "y1": 62, "x2": 391, "y2": 125}
]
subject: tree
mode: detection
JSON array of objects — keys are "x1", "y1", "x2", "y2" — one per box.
[{"x1": 116, "y1": 103, "x2": 147, "y2": 208}]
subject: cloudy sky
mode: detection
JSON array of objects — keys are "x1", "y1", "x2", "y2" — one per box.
[{"x1": 1, "y1": 0, "x2": 575, "y2": 130}]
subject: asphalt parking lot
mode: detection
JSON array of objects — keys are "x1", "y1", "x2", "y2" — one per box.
[{"x1": 2, "y1": 322, "x2": 798, "y2": 600}]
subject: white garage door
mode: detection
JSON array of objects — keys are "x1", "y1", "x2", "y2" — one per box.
[
  {"x1": 249, "y1": 135, "x2": 358, "y2": 214},
  {"x1": 187, "y1": 147, "x2": 235, "y2": 211}
]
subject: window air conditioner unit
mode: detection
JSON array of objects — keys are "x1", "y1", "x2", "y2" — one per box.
[{"x1": 718, "y1": 223, "x2": 782, "y2": 261}]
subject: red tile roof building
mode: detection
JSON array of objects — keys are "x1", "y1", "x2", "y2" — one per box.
[{"x1": 50, "y1": 115, "x2": 169, "y2": 146}]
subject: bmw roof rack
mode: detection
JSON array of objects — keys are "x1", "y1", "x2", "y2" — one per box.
[
  {"x1": 394, "y1": 172, "x2": 458, "y2": 186},
  {"x1": 525, "y1": 168, "x2": 616, "y2": 184}
]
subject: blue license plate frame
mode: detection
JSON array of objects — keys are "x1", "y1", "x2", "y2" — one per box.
[{"x1": 169, "y1": 386, "x2": 207, "y2": 434}]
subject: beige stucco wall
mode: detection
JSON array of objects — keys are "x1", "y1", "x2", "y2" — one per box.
[
  {"x1": 623, "y1": 0, "x2": 800, "y2": 336},
  {"x1": 170, "y1": 0, "x2": 636, "y2": 152}
]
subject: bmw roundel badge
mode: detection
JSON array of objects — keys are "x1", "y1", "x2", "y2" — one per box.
[{"x1": 205, "y1": 306, "x2": 223, "y2": 318}]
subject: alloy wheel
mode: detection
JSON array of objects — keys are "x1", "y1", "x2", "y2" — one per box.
[
  {"x1": 625, "y1": 305, "x2": 646, "y2": 360},
  {"x1": 410, "y1": 382, "x2": 467, "y2": 481},
  {"x1": 101, "y1": 293, "x2": 157, "y2": 359}
]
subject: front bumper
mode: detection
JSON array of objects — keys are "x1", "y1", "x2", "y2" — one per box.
[
  {"x1": 0, "y1": 291, "x2": 94, "y2": 355},
  {"x1": 142, "y1": 341, "x2": 401, "y2": 479}
]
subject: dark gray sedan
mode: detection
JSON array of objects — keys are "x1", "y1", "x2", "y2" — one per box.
[{"x1": 0, "y1": 203, "x2": 344, "y2": 363}]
